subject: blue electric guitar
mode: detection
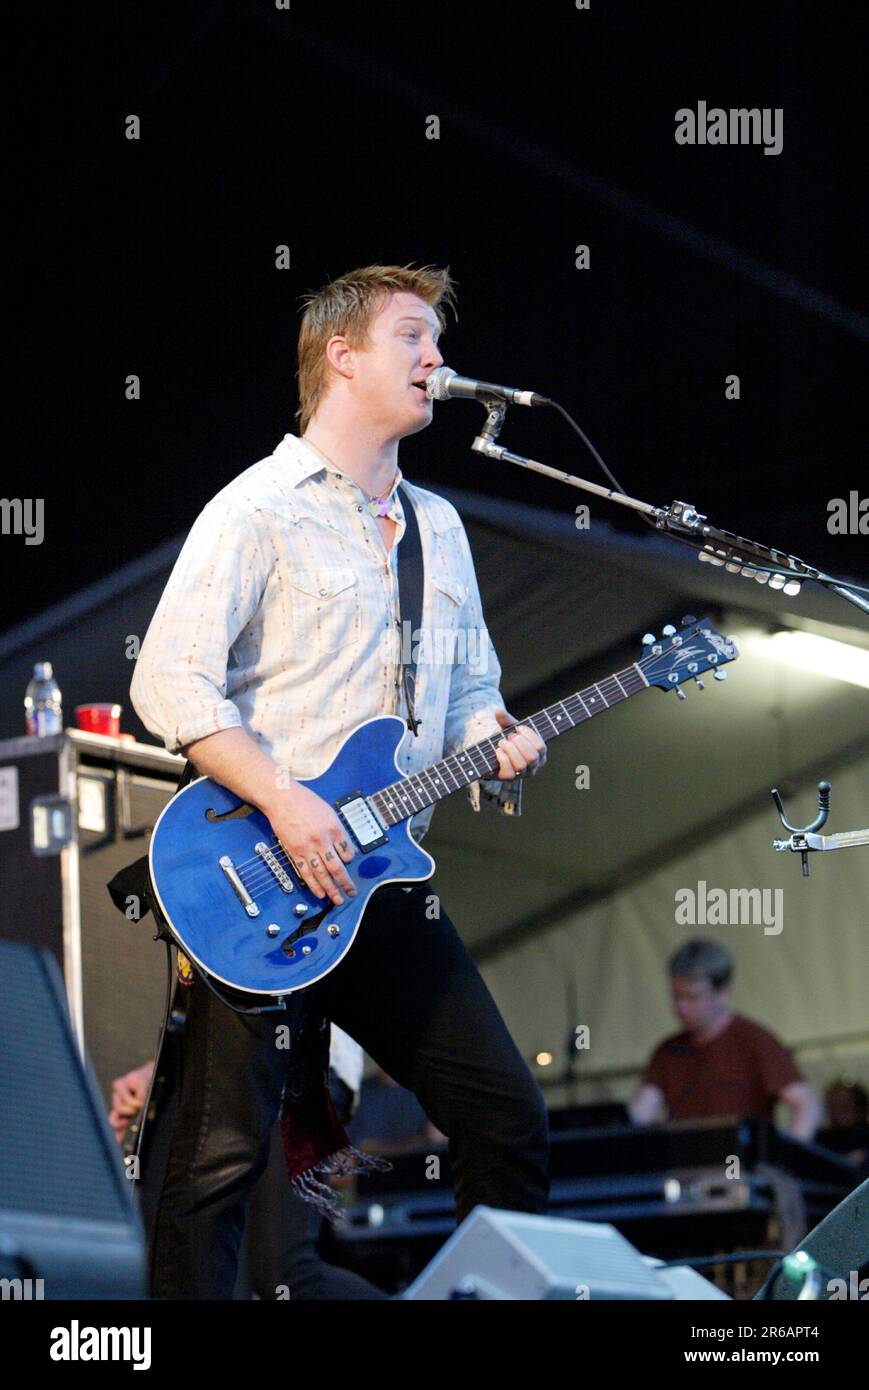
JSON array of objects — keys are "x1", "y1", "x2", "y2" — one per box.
[{"x1": 148, "y1": 618, "x2": 738, "y2": 996}]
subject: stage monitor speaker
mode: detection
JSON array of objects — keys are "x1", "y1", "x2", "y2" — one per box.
[
  {"x1": 754, "y1": 1174, "x2": 869, "y2": 1300},
  {"x1": 402, "y1": 1206, "x2": 725, "y2": 1300},
  {"x1": 0, "y1": 940, "x2": 146, "y2": 1299}
]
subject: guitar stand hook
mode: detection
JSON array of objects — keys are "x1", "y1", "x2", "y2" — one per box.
[{"x1": 771, "y1": 781, "x2": 831, "y2": 876}]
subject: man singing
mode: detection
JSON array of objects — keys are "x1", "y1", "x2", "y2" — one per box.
[{"x1": 131, "y1": 263, "x2": 550, "y2": 1298}]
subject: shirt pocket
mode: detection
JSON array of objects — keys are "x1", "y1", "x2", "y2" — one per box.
[
  {"x1": 286, "y1": 566, "x2": 360, "y2": 654},
  {"x1": 429, "y1": 570, "x2": 467, "y2": 613}
]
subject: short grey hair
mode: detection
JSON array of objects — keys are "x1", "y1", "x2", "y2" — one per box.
[{"x1": 669, "y1": 938, "x2": 733, "y2": 990}]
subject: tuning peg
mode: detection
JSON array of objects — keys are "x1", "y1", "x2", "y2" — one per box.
[
  {"x1": 676, "y1": 688, "x2": 687, "y2": 700},
  {"x1": 695, "y1": 678, "x2": 705, "y2": 691},
  {"x1": 713, "y1": 669, "x2": 727, "y2": 681},
  {"x1": 681, "y1": 614, "x2": 697, "y2": 625},
  {"x1": 641, "y1": 633, "x2": 656, "y2": 646},
  {"x1": 662, "y1": 624, "x2": 677, "y2": 637}
]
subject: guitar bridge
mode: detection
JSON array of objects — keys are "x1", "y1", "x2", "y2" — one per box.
[
  {"x1": 254, "y1": 841, "x2": 294, "y2": 892},
  {"x1": 219, "y1": 854, "x2": 260, "y2": 917}
]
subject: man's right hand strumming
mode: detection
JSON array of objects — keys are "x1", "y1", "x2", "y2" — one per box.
[
  {"x1": 263, "y1": 779, "x2": 357, "y2": 906},
  {"x1": 181, "y1": 727, "x2": 357, "y2": 906}
]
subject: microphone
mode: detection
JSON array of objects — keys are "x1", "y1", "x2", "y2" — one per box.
[{"x1": 425, "y1": 366, "x2": 548, "y2": 408}]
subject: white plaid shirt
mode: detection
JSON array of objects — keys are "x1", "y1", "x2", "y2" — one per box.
[{"x1": 130, "y1": 432, "x2": 522, "y2": 841}]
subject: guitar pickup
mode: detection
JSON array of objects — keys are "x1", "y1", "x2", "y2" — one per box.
[{"x1": 335, "y1": 792, "x2": 388, "y2": 850}]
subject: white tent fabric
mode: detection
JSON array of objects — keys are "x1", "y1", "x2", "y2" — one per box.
[{"x1": 481, "y1": 755, "x2": 869, "y2": 1107}]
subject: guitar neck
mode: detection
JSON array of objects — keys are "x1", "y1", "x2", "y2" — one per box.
[{"x1": 370, "y1": 660, "x2": 648, "y2": 827}]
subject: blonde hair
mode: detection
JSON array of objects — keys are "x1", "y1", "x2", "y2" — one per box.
[{"x1": 295, "y1": 263, "x2": 458, "y2": 433}]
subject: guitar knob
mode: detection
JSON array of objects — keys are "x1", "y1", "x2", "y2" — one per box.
[
  {"x1": 642, "y1": 633, "x2": 656, "y2": 646},
  {"x1": 681, "y1": 614, "x2": 697, "y2": 625},
  {"x1": 662, "y1": 624, "x2": 677, "y2": 637},
  {"x1": 676, "y1": 688, "x2": 688, "y2": 701},
  {"x1": 695, "y1": 678, "x2": 705, "y2": 691},
  {"x1": 713, "y1": 669, "x2": 727, "y2": 681}
]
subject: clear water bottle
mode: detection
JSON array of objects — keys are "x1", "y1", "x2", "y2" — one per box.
[{"x1": 24, "y1": 661, "x2": 63, "y2": 737}]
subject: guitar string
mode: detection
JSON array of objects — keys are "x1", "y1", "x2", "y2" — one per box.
[
  {"x1": 230, "y1": 696, "x2": 596, "y2": 886},
  {"x1": 211, "y1": 642, "x2": 696, "y2": 890},
  {"x1": 233, "y1": 683, "x2": 644, "y2": 899},
  {"x1": 227, "y1": 666, "x2": 654, "y2": 890}
]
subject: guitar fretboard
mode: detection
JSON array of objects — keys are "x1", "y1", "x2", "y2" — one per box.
[{"x1": 369, "y1": 662, "x2": 648, "y2": 827}]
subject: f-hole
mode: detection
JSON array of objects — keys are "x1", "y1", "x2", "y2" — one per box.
[{"x1": 205, "y1": 801, "x2": 256, "y2": 822}]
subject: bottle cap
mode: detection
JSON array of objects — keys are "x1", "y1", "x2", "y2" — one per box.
[{"x1": 34, "y1": 661, "x2": 54, "y2": 680}]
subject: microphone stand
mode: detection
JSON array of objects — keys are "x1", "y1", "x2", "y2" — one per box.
[{"x1": 470, "y1": 400, "x2": 869, "y2": 618}]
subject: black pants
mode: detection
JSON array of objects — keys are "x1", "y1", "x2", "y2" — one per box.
[
  {"x1": 240, "y1": 1078, "x2": 388, "y2": 1300},
  {"x1": 149, "y1": 884, "x2": 550, "y2": 1299}
]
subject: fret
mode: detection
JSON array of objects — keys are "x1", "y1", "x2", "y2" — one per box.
[
  {"x1": 394, "y1": 780, "x2": 423, "y2": 815},
  {"x1": 440, "y1": 754, "x2": 466, "y2": 790},
  {"x1": 560, "y1": 696, "x2": 585, "y2": 724},
  {"x1": 364, "y1": 651, "x2": 663, "y2": 830},
  {"x1": 379, "y1": 786, "x2": 404, "y2": 824},
  {"x1": 408, "y1": 774, "x2": 434, "y2": 808},
  {"x1": 375, "y1": 795, "x2": 400, "y2": 822},
  {"x1": 370, "y1": 791, "x2": 396, "y2": 827},
  {"x1": 547, "y1": 702, "x2": 575, "y2": 733},
  {"x1": 467, "y1": 742, "x2": 496, "y2": 779},
  {"x1": 424, "y1": 769, "x2": 447, "y2": 804},
  {"x1": 597, "y1": 676, "x2": 621, "y2": 703},
  {"x1": 621, "y1": 666, "x2": 643, "y2": 692},
  {"x1": 438, "y1": 757, "x2": 464, "y2": 792},
  {"x1": 452, "y1": 749, "x2": 478, "y2": 784},
  {"x1": 536, "y1": 708, "x2": 561, "y2": 738}
]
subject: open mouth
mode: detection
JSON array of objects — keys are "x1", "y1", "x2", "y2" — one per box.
[{"x1": 411, "y1": 379, "x2": 429, "y2": 394}]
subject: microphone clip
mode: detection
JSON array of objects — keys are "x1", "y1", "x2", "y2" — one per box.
[{"x1": 472, "y1": 399, "x2": 508, "y2": 455}]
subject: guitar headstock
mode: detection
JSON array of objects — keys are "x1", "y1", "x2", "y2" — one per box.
[{"x1": 639, "y1": 616, "x2": 738, "y2": 697}]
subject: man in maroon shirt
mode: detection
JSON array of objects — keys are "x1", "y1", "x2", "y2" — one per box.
[{"x1": 629, "y1": 938, "x2": 822, "y2": 1139}]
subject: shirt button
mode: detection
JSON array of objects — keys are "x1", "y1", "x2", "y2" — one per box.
[
  {"x1": 357, "y1": 505, "x2": 363, "y2": 512},
  {"x1": 318, "y1": 587, "x2": 328, "y2": 596}
]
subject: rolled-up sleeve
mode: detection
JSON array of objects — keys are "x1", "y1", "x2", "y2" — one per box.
[
  {"x1": 130, "y1": 500, "x2": 270, "y2": 755},
  {"x1": 441, "y1": 520, "x2": 523, "y2": 818}
]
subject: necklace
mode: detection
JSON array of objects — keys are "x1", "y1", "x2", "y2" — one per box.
[{"x1": 362, "y1": 476, "x2": 399, "y2": 518}]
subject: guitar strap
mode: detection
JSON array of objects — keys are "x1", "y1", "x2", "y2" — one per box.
[{"x1": 396, "y1": 481, "x2": 424, "y2": 738}]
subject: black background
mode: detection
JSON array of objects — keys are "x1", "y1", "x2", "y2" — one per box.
[{"x1": 6, "y1": 0, "x2": 867, "y2": 627}]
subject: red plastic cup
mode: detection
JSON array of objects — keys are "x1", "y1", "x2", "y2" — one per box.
[{"x1": 75, "y1": 703, "x2": 122, "y2": 737}]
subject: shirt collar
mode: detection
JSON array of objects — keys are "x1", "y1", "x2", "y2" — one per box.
[{"x1": 276, "y1": 433, "x2": 404, "y2": 501}]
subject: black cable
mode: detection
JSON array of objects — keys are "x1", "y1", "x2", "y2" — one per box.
[
  {"x1": 545, "y1": 398, "x2": 869, "y2": 596},
  {"x1": 658, "y1": 1250, "x2": 784, "y2": 1269}
]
